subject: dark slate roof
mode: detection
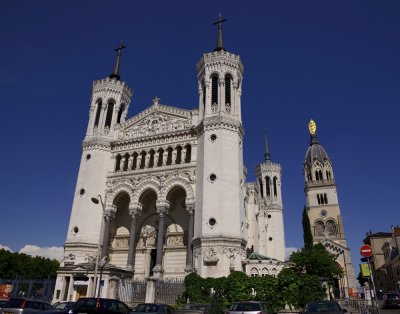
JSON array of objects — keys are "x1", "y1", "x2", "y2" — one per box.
[
  {"x1": 247, "y1": 252, "x2": 279, "y2": 261},
  {"x1": 305, "y1": 134, "x2": 330, "y2": 165}
]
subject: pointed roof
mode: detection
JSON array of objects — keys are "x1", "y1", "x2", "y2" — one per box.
[
  {"x1": 264, "y1": 132, "x2": 271, "y2": 162},
  {"x1": 247, "y1": 252, "x2": 279, "y2": 261},
  {"x1": 304, "y1": 119, "x2": 330, "y2": 166},
  {"x1": 109, "y1": 42, "x2": 126, "y2": 80}
]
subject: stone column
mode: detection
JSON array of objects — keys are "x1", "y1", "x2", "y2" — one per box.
[
  {"x1": 67, "y1": 275, "x2": 74, "y2": 301},
  {"x1": 120, "y1": 156, "x2": 126, "y2": 171},
  {"x1": 99, "y1": 103, "x2": 107, "y2": 132},
  {"x1": 128, "y1": 155, "x2": 133, "y2": 170},
  {"x1": 172, "y1": 148, "x2": 177, "y2": 164},
  {"x1": 162, "y1": 149, "x2": 168, "y2": 166},
  {"x1": 137, "y1": 154, "x2": 143, "y2": 169},
  {"x1": 182, "y1": 147, "x2": 187, "y2": 163},
  {"x1": 101, "y1": 206, "x2": 116, "y2": 258},
  {"x1": 127, "y1": 204, "x2": 143, "y2": 272},
  {"x1": 153, "y1": 201, "x2": 170, "y2": 278},
  {"x1": 145, "y1": 153, "x2": 151, "y2": 168},
  {"x1": 185, "y1": 203, "x2": 195, "y2": 273}
]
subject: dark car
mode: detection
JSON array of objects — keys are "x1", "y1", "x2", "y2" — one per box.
[
  {"x1": 43, "y1": 302, "x2": 76, "y2": 314},
  {"x1": 0, "y1": 300, "x2": 8, "y2": 309},
  {"x1": 0, "y1": 298, "x2": 52, "y2": 314},
  {"x1": 382, "y1": 292, "x2": 400, "y2": 308},
  {"x1": 134, "y1": 303, "x2": 174, "y2": 314},
  {"x1": 226, "y1": 301, "x2": 273, "y2": 314},
  {"x1": 303, "y1": 301, "x2": 347, "y2": 314},
  {"x1": 72, "y1": 298, "x2": 130, "y2": 314}
]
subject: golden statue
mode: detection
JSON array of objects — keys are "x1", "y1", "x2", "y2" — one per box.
[{"x1": 308, "y1": 119, "x2": 317, "y2": 135}]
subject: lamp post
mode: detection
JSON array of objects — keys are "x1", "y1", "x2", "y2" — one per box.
[
  {"x1": 91, "y1": 195, "x2": 105, "y2": 297},
  {"x1": 97, "y1": 257, "x2": 109, "y2": 297}
]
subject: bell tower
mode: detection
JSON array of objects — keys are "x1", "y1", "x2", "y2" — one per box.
[
  {"x1": 64, "y1": 45, "x2": 132, "y2": 265},
  {"x1": 255, "y1": 134, "x2": 285, "y2": 261},
  {"x1": 193, "y1": 16, "x2": 246, "y2": 277},
  {"x1": 304, "y1": 119, "x2": 357, "y2": 297}
]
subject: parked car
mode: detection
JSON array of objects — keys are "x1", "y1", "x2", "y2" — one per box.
[
  {"x1": 43, "y1": 302, "x2": 76, "y2": 314},
  {"x1": 133, "y1": 303, "x2": 174, "y2": 314},
  {"x1": 226, "y1": 301, "x2": 273, "y2": 314},
  {"x1": 303, "y1": 301, "x2": 347, "y2": 314},
  {"x1": 173, "y1": 303, "x2": 212, "y2": 314},
  {"x1": 71, "y1": 298, "x2": 130, "y2": 314},
  {"x1": 382, "y1": 292, "x2": 400, "y2": 308},
  {"x1": 0, "y1": 300, "x2": 8, "y2": 309},
  {"x1": 0, "y1": 297, "x2": 52, "y2": 314}
]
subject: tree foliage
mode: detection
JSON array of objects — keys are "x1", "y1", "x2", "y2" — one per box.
[
  {"x1": 0, "y1": 249, "x2": 59, "y2": 279},
  {"x1": 290, "y1": 243, "x2": 343, "y2": 284},
  {"x1": 302, "y1": 207, "x2": 313, "y2": 249},
  {"x1": 179, "y1": 269, "x2": 326, "y2": 312}
]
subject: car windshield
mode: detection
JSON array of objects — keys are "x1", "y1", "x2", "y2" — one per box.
[
  {"x1": 184, "y1": 305, "x2": 207, "y2": 311},
  {"x1": 4, "y1": 298, "x2": 25, "y2": 308},
  {"x1": 136, "y1": 304, "x2": 159, "y2": 312},
  {"x1": 305, "y1": 302, "x2": 341, "y2": 312},
  {"x1": 386, "y1": 293, "x2": 399, "y2": 300},
  {"x1": 230, "y1": 303, "x2": 261, "y2": 311},
  {"x1": 76, "y1": 299, "x2": 97, "y2": 309}
]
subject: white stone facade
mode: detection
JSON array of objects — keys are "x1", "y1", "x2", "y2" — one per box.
[{"x1": 53, "y1": 46, "x2": 286, "y2": 302}]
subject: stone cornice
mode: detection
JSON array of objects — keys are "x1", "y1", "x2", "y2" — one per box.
[
  {"x1": 107, "y1": 163, "x2": 196, "y2": 179},
  {"x1": 64, "y1": 241, "x2": 98, "y2": 249},
  {"x1": 92, "y1": 77, "x2": 133, "y2": 98},
  {"x1": 192, "y1": 236, "x2": 247, "y2": 248},
  {"x1": 82, "y1": 138, "x2": 112, "y2": 152},
  {"x1": 196, "y1": 51, "x2": 244, "y2": 75},
  {"x1": 197, "y1": 116, "x2": 244, "y2": 137}
]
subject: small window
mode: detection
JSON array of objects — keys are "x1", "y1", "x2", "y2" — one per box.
[
  {"x1": 209, "y1": 218, "x2": 216, "y2": 226},
  {"x1": 209, "y1": 174, "x2": 217, "y2": 182},
  {"x1": 267, "y1": 214, "x2": 271, "y2": 218},
  {"x1": 86, "y1": 154, "x2": 91, "y2": 160},
  {"x1": 211, "y1": 76, "x2": 218, "y2": 105},
  {"x1": 73, "y1": 226, "x2": 79, "y2": 234},
  {"x1": 79, "y1": 189, "x2": 85, "y2": 195},
  {"x1": 269, "y1": 237, "x2": 273, "y2": 241},
  {"x1": 210, "y1": 134, "x2": 217, "y2": 141}
]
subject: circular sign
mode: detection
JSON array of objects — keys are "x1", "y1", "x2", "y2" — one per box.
[{"x1": 360, "y1": 244, "x2": 373, "y2": 257}]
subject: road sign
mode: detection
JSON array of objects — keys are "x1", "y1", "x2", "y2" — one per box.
[{"x1": 360, "y1": 244, "x2": 373, "y2": 257}]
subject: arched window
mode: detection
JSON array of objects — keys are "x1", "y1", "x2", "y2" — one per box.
[
  {"x1": 122, "y1": 153, "x2": 129, "y2": 171},
  {"x1": 94, "y1": 101, "x2": 102, "y2": 128},
  {"x1": 319, "y1": 170, "x2": 323, "y2": 181},
  {"x1": 266, "y1": 176, "x2": 271, "y2": 197},
  {"x1": 185, "y1": 145, "x2": 192, "y2": 163},
  {"x1": 317, "y1": 194, "x2": 321, "y2": 205},
  {"x1": 117, "y1": 104, "x2": 125, "y2": 124},
  {"x1": 250, "y1": 267, "x2": 259, "y2": 277},
  {"x1": 140, "y1": 151, "x2": 146, "y2": 169},
  {"x1": 202, "y1": 80, "x2": 206, "y2": 110},
  {"x1": 315, "y1": 221, "x2": 325, "y2": 236},
  {"x1": 225, "y1": 75, "x2": 231, "y2": 105},
  {"x1": 315, "y1": 171, "x2": 319, "y2": 180},
  {"x1": 115, "y1": 154, "x2": 122, "y2": 171},
  {"x1": 324, "y1": 194, "x2": 328, "y2": 204},
  {"x1": 149, "y1": 150, "x2": 155, "y2": 168},
  {"x1": 211, "y1": 76, "x2": 218, "y2": 105},
  {"x1": 175, "y1": 146, "x2": 182, "y2": 164},
  {"x1": 166, "y1": 147, "x2": 173, "y2": 165},
  {"x1": 326, "y1": 220, "x2": 336, "y2": 236},
  {"x1": 273, "y1": 177, "x2": 278, "y2": 197},
  {"x1": 132, "y1": 153, "x2": 138, "y2": 170},
  {"x1": 157, "y1": 149, "x2": 164, "y2": 166},
  {"x1": 259, "y1": 179, "x2": 264, "y2": 198},
  {"x1": 104, "y1": 102, "x2": 114, "y2": 129}
]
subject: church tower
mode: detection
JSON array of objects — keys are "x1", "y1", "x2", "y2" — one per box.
[
  {"x1": 193, "y1": 16, "x2": 246, "y2": 277},
  {"x1": 64, "y1": 45, "x2": 132, "y2": 267},
  {"x1": 255, "y1": 134, "x2": 285, "y2": 261},
  {"x1": 304, "y1": 119, "x2": 357, "y2": 297}
]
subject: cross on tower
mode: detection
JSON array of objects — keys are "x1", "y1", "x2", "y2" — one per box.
[
  {"x1": 213, "y1": 14, "x2": 227, "y2": 52},
  {"x1": 109, "y1": 41, "x2": 126, "y2": 80}
]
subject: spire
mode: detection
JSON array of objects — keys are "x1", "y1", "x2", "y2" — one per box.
[
  {"x1": 264, "y1": 132, "x2": 271, "y2": 161},
  {"x1": 109, "y1": 42, "x2": 126, "y2": 80},
  {"x1": 213, "y1": 14, "x2": 227, "y2": 52}
]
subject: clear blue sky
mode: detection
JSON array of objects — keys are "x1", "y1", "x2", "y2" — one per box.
[{"x1": 1, "y1": 1, "x2": 399, "y2": 268}]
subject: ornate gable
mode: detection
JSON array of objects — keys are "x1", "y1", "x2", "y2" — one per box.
[{"x1": 118, "y1": 100, "x2": 196, "y2": 140}]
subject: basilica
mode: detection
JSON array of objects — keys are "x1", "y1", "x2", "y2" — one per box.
[{"x1": 52, "y1": 19, "x2": 356, "y2": 302}]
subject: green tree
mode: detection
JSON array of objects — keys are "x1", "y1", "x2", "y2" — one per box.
[
  {"x1": 290, "y1": 243, "x2": 343, "y2": 284},
  {"x1": 302, "y1": 207, "x2": 313, "y2": 249}
]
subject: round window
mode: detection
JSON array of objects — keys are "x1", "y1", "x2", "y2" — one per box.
[
  {"x1": 80, "y1": 188, "x2": 85, "y2": 195},
  {"x1": 86, "y1": 154, "x2": 91, "y2": 160},
  {"x1": 269, "y1": 237, "x2": 273, "y2": 241},
  {"x1": 209, "y1": 218, "x2": 216, "y2": 226},
  {"x1": 73, "y1": 226, "x2": 79, "y2": 234},
  {"x1": 209, "y1": 174, "x2": 217, "y2": 182},
  {"x1": 268, "y1": 214, "x2": 272, "y2": 218},
  {"x1": 320, "y1": 209, "x2": 328, "y2": 217},
  {"x1": 210, "y1": 134, "x2": 217, "y2": 141}
]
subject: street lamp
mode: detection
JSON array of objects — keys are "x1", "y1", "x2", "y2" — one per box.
[
  {"x1": 97, "y1": 256, "x2": 109, "y2": 297},
  {"x1": 91, "y1": 195, "x2": 105, "y2": 297}
]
